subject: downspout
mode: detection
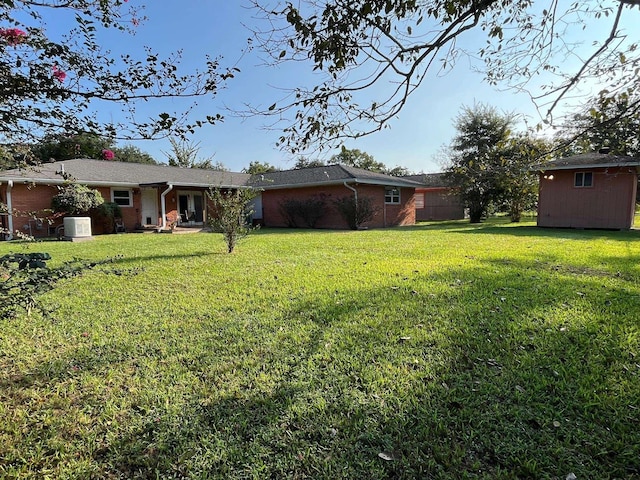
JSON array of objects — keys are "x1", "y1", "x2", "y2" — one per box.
[
  {"x1": 343, "y1": 181, "x2": 359, "y2": 229},
  {"x1": 160, "y1": 184, "x2": 173, "y2": 231},
  {"x1": 343, "y1": 181, "x2": 357, "y2": 203},
  {"x1": 6, "y1": 180, "x2": 14, "y2": 240}
]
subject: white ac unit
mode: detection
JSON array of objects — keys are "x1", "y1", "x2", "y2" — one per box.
[{"x1": 63, "y1": 217, "x2": 92, "y2": 238}]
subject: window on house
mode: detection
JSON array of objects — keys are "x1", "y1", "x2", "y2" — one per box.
[
  {"x1": 574, "y1": 172, "x2": 593, "y2": 188},
  {"x1": 385, "y1": 187, "x2": 400, "y2": 204},
  {"x1": 112, "y1": 189, "x2": 133, "y2": 207},
  {"x1": 415, "y1": 193, "x2": 425, "y2": 209}
]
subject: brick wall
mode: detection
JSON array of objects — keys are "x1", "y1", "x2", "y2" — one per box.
[{"x1": 261, "y1": 184, "x2": 415, "y2": 229}]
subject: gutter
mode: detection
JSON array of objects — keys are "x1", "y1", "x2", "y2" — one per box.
[{"x1": 160, "y1": 184, "x2": 174, "y2": 231}]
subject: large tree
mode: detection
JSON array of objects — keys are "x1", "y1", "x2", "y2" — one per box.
[
  {"x1": 444, "y1": 104, "x2": 516, "y2": 223},
  {"x1": 250, "y1": 1, "x2": 640, "y2": 153},
  {"x1": 0, "y1": 1, "x2": 234, "y2": 145}
]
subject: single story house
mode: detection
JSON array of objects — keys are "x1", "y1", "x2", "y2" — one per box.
[
  {"x1": 536, "y1": 150, "x2": 640, "y2": 230},
  {"x1": 0, "y1": 158, "x2": 251, "y2": 238},
  {"x1": 250, "y1": 164, "x2": 421, "y2": 229},
  {"x1": 0, "y1": 159, "x2": 422, "y2": 238},
  {"x1": 403, "y1": 173, "x2": 465, "y2": 221}
]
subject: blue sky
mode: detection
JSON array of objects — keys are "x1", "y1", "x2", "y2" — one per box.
[{"x1": 58, "y1": 1, "x2": 638, "y2": 173}]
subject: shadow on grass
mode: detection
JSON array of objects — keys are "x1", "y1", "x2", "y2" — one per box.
[{"x1": 2, "y1": 255, "x2": 639, "y2": 478}]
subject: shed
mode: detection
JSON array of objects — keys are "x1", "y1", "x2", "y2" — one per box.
[{"x1": 536, "y1": 151, "x2": 640, "y2": 230}]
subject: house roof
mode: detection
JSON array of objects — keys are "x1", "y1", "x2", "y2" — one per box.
[
  {"x1": 249, "y1": 164, "x2": 423, "y2": 189},
  {"x1": 403, "y1": 173, "x2": 450, "y2": 188},
  {"x1": 0, "y1": 158, "x2": 252, "y2": 188},
  {"x1": 537, "y1": 152, "x2": 640, "y2": 171}
]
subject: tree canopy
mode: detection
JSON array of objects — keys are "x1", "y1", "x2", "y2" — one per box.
[
  {"x1": 444, "y1": 104, "x2": 546, "y2": 223},
  {"x1": 1, "y1": 1, "x2": 235, "y2": 145},
  {"x1": 250, "y1": 1, "x2": 640, "y2": 153}
]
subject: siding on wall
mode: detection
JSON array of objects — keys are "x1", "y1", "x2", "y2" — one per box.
[
  {"x1": 261, "y1": 184, "x2": 415, "y2": 229},
  {"x1": 537, "y1": 167, "x2": 637, "y2": 229}
]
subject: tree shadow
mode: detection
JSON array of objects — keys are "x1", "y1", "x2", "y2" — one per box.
[{"x1": 2, "y1": 255, "x2": 639, "y2": 478}]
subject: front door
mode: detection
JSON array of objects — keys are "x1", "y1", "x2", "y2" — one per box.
[{"x1": 141, "y1": 188, "x2": 158, "y2": 226}]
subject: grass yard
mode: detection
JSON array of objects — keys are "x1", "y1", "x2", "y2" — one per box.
[{"x1": 1, "y1": 221, "x2": 639, "y2": 479}]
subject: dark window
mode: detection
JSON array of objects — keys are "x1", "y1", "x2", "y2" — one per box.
[
  {"x1": 574, "y1": 172, "x2": 593, "y2": 188},
  {"x1": 385, "y1": 187, "x2": 400, "y2": 204},
  {"x1": 112, "y1": 189, "x2": 133, "y2": 206}
]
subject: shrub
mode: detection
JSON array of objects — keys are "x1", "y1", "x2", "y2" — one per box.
[
  {"x1": 333, "y1": 195, "x2": 378, "y2": 230},
  {"x1": 94, "y1": 202, "x2": 123, "y2": 233},
  {"x1": 52, "y1": 183, "x2": 104, "y2": 216},
  {"x1": 278, "y1": 195, "x2": 327, "y2": 228}
]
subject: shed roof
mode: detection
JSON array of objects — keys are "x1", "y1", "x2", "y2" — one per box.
[
  {"x1": 249, "y1": 164, "x2": 423, "y2": 189},
  {"x1": 0, "y1": 158, "x2": 251, "y2": 188},
  {"x1": 537, "y1": 152, "x2": 640, "y2": 171}
]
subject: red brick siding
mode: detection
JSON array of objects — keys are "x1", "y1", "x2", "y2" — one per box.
[
  {"x1": 537, "y1": 167, "x2": 638, "y2": 229},
  {"x1": 261, "y1": 184, "x2": 415, "y2": 229}
]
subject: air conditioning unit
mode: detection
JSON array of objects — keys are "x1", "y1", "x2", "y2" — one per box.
[{"x1": 63, "y1": 217, "x2": 92, "y2": 238}]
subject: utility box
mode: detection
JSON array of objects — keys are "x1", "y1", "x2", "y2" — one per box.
[{"x1": 63, "y1": 217, "x2": 93, "y2": 241}]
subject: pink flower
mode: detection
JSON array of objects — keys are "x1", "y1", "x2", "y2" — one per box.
[
  {"x1": 52, "y1": 65, "x2": 66, "y2": 83},
  {"x1": 0, "y1": 27, "x2": 27, "y2": 46},
  {"x1": 102, "y1": 149, "x2": 115, "y2": 160}
]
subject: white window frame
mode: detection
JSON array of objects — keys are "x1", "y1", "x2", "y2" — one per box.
[
  {"x1": 111, "y1": 188, "x2": 133, "y2": 207},
  {"x1": 415, "y1": 192, "x2": 425, "y2": 209},
  {"x1": 574, "y1": 172, "x2": 593, "y2": 188},
  {"x1": 385, "y1": 186, "x2": 401, "y2": 204}
]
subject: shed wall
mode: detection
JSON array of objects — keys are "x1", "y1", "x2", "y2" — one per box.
[{"x1": 537, "y1": 167, "x2": 637, "y2": 229}]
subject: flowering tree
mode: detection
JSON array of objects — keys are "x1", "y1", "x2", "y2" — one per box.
[{"x1": 0, "y1": 1, "x2": 236, "y2": 145}]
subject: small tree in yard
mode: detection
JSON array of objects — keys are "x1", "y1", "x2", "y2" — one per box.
[
  {"x1": 207, "y1": 187, "x2": 259, "y2": 253},
  {"x1": 333, "y1": 195, "x2": 378, "y2": 230}
]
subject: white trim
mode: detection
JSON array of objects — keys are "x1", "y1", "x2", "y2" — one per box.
[
  {"x1": 384, "y1": 186, "x2": 401, "y2": 204},
  {"x1": 111, "y1": 188, "x2": 133, "y2": 207}
]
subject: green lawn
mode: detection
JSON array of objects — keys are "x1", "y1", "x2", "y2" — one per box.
[{"x1": 1, "y1": 222, "x2": 639, "y2": 479}]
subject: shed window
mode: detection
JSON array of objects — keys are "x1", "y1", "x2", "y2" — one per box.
[
  {"x1": 112, "y1": 189, "x2": 133, "y2": 207},
  {"x1": 385, "y1": 187, "x2": 400, "y2": 204},
  {"x1": 415, "y1": 193, "x2": 425, "y2": 209},
  {"x1": 574, "y1": 172, "x2": 593, "y2": 188}
]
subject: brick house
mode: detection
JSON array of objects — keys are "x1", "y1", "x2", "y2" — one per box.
[
  {"x1": 0, "y1": 160, "x2": 420, "y2": 238},
  {"x1": 403, "y1": 173, "x2": 465, "y2": 221},
  {"x1": 536, "y1": 151, "x2": 640, "y2": 230},
  {"x1": 250, "y1": 165, "x2": 421, "y2": 229},
  {"x1": 0, "y1": 159, "x2": 250, "y2": 239}
]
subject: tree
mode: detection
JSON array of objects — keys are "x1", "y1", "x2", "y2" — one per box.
[
  {"x1": 207, "y1": 187, "x2": 259, "y2": 253},
  {"x1": 444, "y1": 104, "x2": 516, "y2": 223},
  {"x1": 162, "y1": 138, "x2": 223, "y2": 169},
  {"x1": 112, "y1": 145, "x2": 158, "y2": 165},
  {"x1": 330, "y1": 147, "x2": 386, "y2": 172},
  {"x1": 32, "y1": 133, "x2": 114, "y2": 163},
  {"x1": 249, "y1": 1, "x2": 640, "y2": 153},
  {"x1": 558, "y1": 89, "x2": 640, "y2": 157},
  {"x1": 242, "y1": 161, "x2": 279, "y2": 174},
  {"x1": 293, "y1": 156, "x2": 326, "y2": 169},
  {"x1": 496, "y1": 135, "x2": 551, "y2": 222},
  {"x1": 1, "y1": 1, "x2": 235, "y2": 145}
]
